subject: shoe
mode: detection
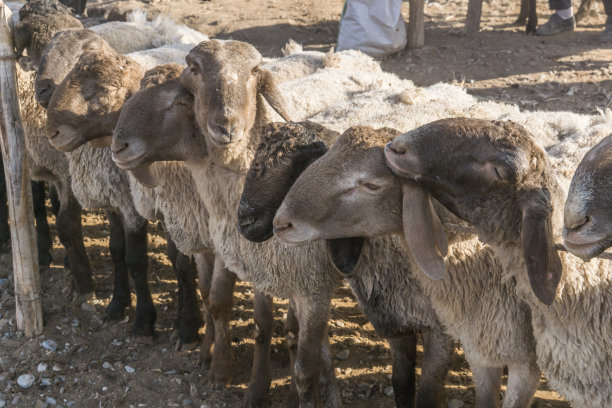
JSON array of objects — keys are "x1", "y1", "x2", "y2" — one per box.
[
  {"x1": 600, "y1": 23, "x2": 612, "y2": 43},
  {"x1": 536, "y1": 14, "x2": 575, "y2": 36}
]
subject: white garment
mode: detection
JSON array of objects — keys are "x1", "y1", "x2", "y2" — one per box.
[{"x1": 337, "y1": 0, "x2": 407, "y2": 57}]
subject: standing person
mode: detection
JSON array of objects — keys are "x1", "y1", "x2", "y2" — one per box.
[{"x1": 536, "y1": 0, "x2": 612, "y2": 42}]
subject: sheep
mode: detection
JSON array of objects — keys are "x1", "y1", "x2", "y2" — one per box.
[
  {"x1": 114, "y1": 64, "x2": 239, "y2": 369},
  {"x1": 89, "y1": 10, "x2": 208, "y2": 54},
  {"x1": 563, "y1": 133, "x2": 612, "y2": 260},
  {"x1": 44, "y1": 48, "x2": 158, "y2": 336},
  {"x1": 382, "y1": 117, "x2": 612, "y2": 407},
  {"x1": 110, "y1": 39, "x2": 347, "y2": 407},
  {"x1": 237, "y1": 121, "x2": 454, "y2": 407},
  {"x1": 272, "y1": 125, "x2": 541, "y2": 408},
  {"x1": 15, "y1": 64, "x2": 94, "y2": 297}
]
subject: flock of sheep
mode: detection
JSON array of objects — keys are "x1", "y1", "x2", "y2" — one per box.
[{"x1": 3, "y1": 0, "x2": 612, "y2": 406}]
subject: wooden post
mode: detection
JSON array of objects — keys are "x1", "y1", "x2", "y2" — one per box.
[
  {"x1": 408, "y1": 0, "x2": 425, "y2": 48},
  {"x1": 0, "y1": 1, "x2": 43, "y2": 337},
  {"x1": 465, "y1": 0, "x2": 483, "y2": 35}
]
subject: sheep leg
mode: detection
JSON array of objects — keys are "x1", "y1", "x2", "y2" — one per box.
[
  {"x1": 244, "y1": 291, "x2": 274, "y2": 408},
  {"x1": 574, "y1": 0, "x2": 594, "y2": 23},
  {"x1": 31, "y1": 181, "x2": 53, "y2": 268},
  {"x1": 514, "y1": 0, "x2": 529, "y2": 25},
  {"x1": 175, "y1": 251, "x2": 204, "y2": 348},
  {"x1": 471, "y1": 365, "x2": 502, "y2": 408},
  {"x1": 105, "y1": 210, "x2": 131, "y2": 320},
  {"x1": 164, "y1": 232, "x2": 204, "y2": 349},
  {"x1": 285, "y1": 300, "x2": 300, "y2": 407},
  {"x1": 418, "y1": 328, "x2": 452, "y2": 408},
  {"x1": 124, "y1": 216, "x2": 156, "y2": 337},
  {"x1": 196, "y1": 252, "x2": 216, "y2": 367},
  {"x1": 319, "y1": 331, "x2": 341, "y2": 408},
  {"x1": 525, "y1": 0, "x2": 538, "y2": 34},
  {"x1": 208, "y1": 257, "x2": 236, "y2": 387},
  {"x1": 387, "y1": 333, "x2": 417, "y2": 408},
  {"x1": 48, "y1": 183, "x2": 69, "y2": 270},
  {"x1": 501, "y1": 362, "x2": 539, "y2": 408},
  {"x1": 465, "y1": 0, "x2": 484, "y2": 34},
  {"x1": 54, "y1": 183, "x2": 93, "y2": 300},
  {"x1": 292, "y1": 295, "x2": 332, "y2": 408}
]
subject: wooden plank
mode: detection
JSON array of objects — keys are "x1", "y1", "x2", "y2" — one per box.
[
  {"x1": 0, "y1": 1, "x2": 43, "y2": 337},
  {"x1": 408, "y1": 0, "x2": 425, "y2": 48}
]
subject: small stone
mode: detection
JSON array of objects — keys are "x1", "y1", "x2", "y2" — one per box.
[
  {"x1": 183, "y1": 399, "x2": 192, "y2": 405},
  {"x1": 448, "y1": 399, "x2": 464, "y2": 408},
  {"x1": 124, "y1": 365, "x2": 135, "y2": 373},
  {"x1": 0, "y1": 399, "x2": 5, "y2": 408},
  {"x1": 52, "y1": 364, "x2": 61, "y2": 372},
  {"x1": 17, "y1": 374, "x2": 35, "y2": 389},
  {"x1": 66, "y1": 401, "x2": 76, "y2": 407},
  {"x1": 102, "y1": 362, "x2": 112, "y2": 370},
  {"x1": 335, "y1": 349, "x2": 350, "y2": 360},
  {"x1": 0, "y1": 278, "x2": 9, "y2": 289},
  {"x1": 37, "y1": 363, "x2": 48, "y2": 373},
  {"x1": 385, "y1": 386, "x2": 394, "y2": 397},
  {"x1": 41, "y1": 340, "x2": 58, "y2": 352},
  {"x1": 40, "y1": 378, "x2": 51, "y2": 386},
  {"x1": 80, "y1": 302, "x2": 96, "y2": 313},
  {"x1": 335, "y1": 320, "x2": 345, "y2": 328},
  {"x1": 102, "y1": 386, "x2": 108, "y2": 392},
  {"x1": 45, "y1": 397, "x2": 56, "y2": 405}
]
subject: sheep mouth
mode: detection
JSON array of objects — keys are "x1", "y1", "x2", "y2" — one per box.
[
  {"x1": 48, "y1": 129, "x2": 85, "y2": 152},
  {"x1": 384, "y1": 145, "x2": 419, "y2": 179},
  {"x1": 112, "y1": 152, "x2": 147, "y2": 170},
  {"x1": 562, "y1": 234, "x2": 612, "y2": 261}
]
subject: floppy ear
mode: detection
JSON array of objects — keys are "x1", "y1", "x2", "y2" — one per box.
[
  {"x1": 258, "y1": 69, "x2": 291, "y2": 122},
  {"x1": 129, "y1": 164, "x2": 158, "y2": 188},
  {"x1": 326, "y1": 238, "x2": 365, "y2": 278},
  {"x1": 401, "y1": 183, "x2": 448, "y2": 280},
  {"x1": 520, "y1": 188, "x2": 562, "y2": 305}
]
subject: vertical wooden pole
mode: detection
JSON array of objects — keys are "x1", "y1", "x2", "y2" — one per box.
[
  {"x1": 0, "y1": 1, "x2": 43, "y2": 337},
  {"x1": 408, "y1": 0, "x2": 425, "y2": 48},
  {"x1": 465, "y1": 0, "x2": 483, "y2": 35}
]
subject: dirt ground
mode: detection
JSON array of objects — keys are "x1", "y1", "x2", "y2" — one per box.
[{"x1": 3, "y1": 0, "x2": 611, "y2": 406}]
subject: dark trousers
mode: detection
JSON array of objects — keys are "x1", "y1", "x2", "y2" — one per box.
[{"x1": 549, "y1": 0, "x2": 612, "y2": 17}]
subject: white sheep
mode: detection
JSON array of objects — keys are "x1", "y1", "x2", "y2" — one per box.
[{"x1": 383, "y1": 118, "x2": 612, "y2": 408}]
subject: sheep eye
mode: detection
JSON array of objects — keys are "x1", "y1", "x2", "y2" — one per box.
[
  {"x1": 494, "y1": 167, "x2": 502, "y2": 179},
  {"x1": 363, "y1": 182, "x2": 382, "y2": 191},
  {"x1": 190, "y1": 65, "x2": 201, "y2": 75},
  {"x1": 251, "y1": 66, "x2": 260, "y2": 75}
]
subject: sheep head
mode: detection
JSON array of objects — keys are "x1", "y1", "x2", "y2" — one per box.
[
  {"x1": 563, "y1": 133, "x2": 612, "y2": 260},
  {"x1": 36, "y1": 29, "x2": 111, "y2": 109},
  {"x1": 45, "y1": 49, "x2": 145, "y2": 152},
  {"x1": 181, "y1": 40, "x2": 291, "y2": 151},
  {"x1": 15, "y1": 12, "x2": 83, "y2": 67},
  {"x1": 111, "y1": 65, "x2": 207, "y2": 187},
  {"x1": 238, "y1": 121, "x2": 335, "y2": 242},
  {"x1": 384, "y1": 117, "x2": 563, "y2": 305}
]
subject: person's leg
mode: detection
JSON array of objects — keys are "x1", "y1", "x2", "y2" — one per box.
[
  {"x1": 537, "y1": 0, "x2": 575, "y2": 35},
  {"x1": 600, "y1": 0, "x2": 612, "y2": 42}
]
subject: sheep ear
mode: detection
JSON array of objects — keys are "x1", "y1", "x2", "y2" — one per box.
[
  {"x1": 179, "y1": 62, "x2": 198, "y2": 94},
  {"x1": 520, "y1": 188, "x2": 562, "y2": 305},
  {"x1": 326, "y1": 238, "x2": 365, "y2": 278},
  {"x1": 259, "y1": 69, "x2": 291, "y2": 122},
  {"x1": 129, "y1": 164, "x2": 158, "y2": 188},
  {"x1": 401, "y1": 182, "x2": 447, "y2": 280}
]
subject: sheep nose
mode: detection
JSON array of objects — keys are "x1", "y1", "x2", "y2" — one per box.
[
  {"x1": 564, "y1": 211, "x2": 589, "y2": 231},
  {"x1": 49, "y1": 130, "x2": 60, "y2": 139},
  {"x1": 273, "y1": 221, "x2": 293, "y2": 234},
  {"x1": 112, "y1": 141, "x2": 129, "y2": 155},
  {"x1": 386, "y1": 140, "x2": 407, "y2": 155}
]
